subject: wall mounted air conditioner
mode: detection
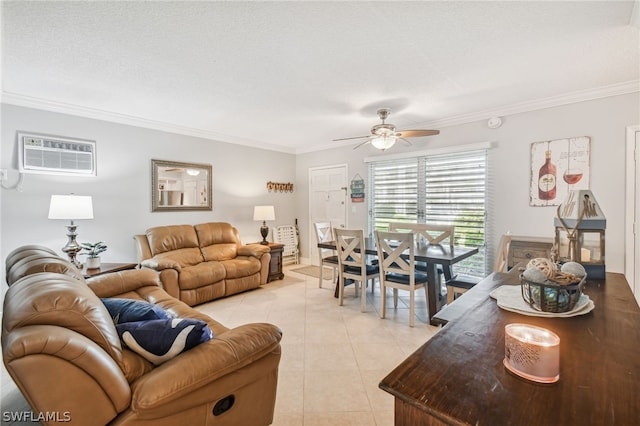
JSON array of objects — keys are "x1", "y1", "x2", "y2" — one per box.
[{"x1": 18, "y1": 132, "x2": 96, "y2": 176}]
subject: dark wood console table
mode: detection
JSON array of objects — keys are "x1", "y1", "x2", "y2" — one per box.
[{"x1": 379, "y1": 272, "x2": 640, "y2": 425}]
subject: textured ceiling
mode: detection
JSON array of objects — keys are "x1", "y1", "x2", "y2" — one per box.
[{"x1": 2, "y1": 1, "x2": 639, "y2": 153}]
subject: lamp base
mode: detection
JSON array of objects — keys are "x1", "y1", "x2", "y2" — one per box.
[
  {"x1": 62, "y1": 221, "x2": 83, "y2": 268},
  {"x1": 260, "y1": 222, "x2": 269, "y2": 245}
]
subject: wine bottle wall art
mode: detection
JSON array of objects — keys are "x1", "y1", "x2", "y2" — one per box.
[{"x1": 530, "y1": 137, "x2": 590, "y2": 207}]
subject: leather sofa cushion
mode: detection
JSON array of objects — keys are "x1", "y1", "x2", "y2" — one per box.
[
  {"x1": 154, "y1": 247, "x2": 204, "y2": 268},
  {"x1": 201, "y1": 243, "x2": 238, "y2": 262},
  {"x1": 146, "y1": 225, "x2": 200, "y2": 256},
  {"x1": 195, "y1": 223, "x2": 239, "y2": 260},
  {"x1": 4, "y1": 272, "x2": 125, "y2": 369},
  {"x1": 178, "y1": 261, "x2": 226, "y2": 290},
  {"x1": 7, "y1": 256, "x2": 84, "y2": 286},
  {"x1": 221, "y1": 257, "x2": 262, "y2": 279},
  {"x1": 5, "y1": 245, "x2": 58, "y2": 274}
]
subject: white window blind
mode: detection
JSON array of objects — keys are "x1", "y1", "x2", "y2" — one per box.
[{"x1": 368, "y1": 149, "x2": 487, "y2": 277}]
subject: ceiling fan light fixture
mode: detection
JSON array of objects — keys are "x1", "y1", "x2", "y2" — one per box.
[{"x1": 371, "y1": 135, "x2": 396, "y2": 150}]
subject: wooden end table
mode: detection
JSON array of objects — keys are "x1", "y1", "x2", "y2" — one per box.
[
  {"x1": 253, "y1": 242, "x2": 284, "y2": 282},
  {"x1": 83, "y1": 262, "x2": 138, "y2": 278}
]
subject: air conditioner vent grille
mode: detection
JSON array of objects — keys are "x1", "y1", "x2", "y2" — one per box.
[{"x1": 18, "y1": 132, "x2": 96, "y2": 176}]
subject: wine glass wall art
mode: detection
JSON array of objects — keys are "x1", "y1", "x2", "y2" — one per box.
[{"x1": 529, "y1": 136, "x2": 590, "y2": 207}]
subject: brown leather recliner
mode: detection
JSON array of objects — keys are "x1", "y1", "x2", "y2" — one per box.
[
  {"x1": 2, "y1": 249, "x2": 282, "y2": 425},
  {"x1": 134, "y1": 222, "x2": 271, "y2": 306}
]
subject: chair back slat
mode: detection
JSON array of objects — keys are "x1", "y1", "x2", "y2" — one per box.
[
  {"x1": 388, "y1": 222, "x2": 455, "y2": 251},
  {"x1": 334, "y1": 229, "x2": 366, "y2": 269}
]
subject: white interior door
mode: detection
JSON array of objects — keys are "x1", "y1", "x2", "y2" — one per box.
[
  {"x1": 309, "y1": 165, "x2": 347, "y2": 265},
  {"x1": 625, "y1": 125, "x2": 640, "y2": 306}
]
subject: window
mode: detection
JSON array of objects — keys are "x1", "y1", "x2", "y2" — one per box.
[{"x1": 368, "y1": 148, "x2": 488, "y2": 278}]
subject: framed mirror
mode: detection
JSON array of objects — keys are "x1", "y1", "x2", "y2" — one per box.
[{"x1": 151, "y1": 159, "x2": 212, "y2": 212}]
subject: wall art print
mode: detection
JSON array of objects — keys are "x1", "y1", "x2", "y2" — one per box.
[{"x1": 529, "y1": 136, "x2": 590, "y2": 207}]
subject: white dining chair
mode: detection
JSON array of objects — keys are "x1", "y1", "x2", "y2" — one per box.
[
  {"x1": 375, "y1": 230, "x2": 429, "y2": 327},
  {"x1": 334, "y1": 228, "x2": 379, "y2": 312},
  {"x1": 388, "y1": 222, "x2": 455, "y2": 251},
  {"x1": 313, "y1": 222, "x2": 339, "y2": 288},
  {"x1": 388, "y1": 222, "x2": 455, "y2": 293}
]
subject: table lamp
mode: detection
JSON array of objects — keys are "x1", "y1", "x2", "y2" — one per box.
[
  {"x1": 48, "y1": 194, "x2": 94, "y2": 267},
  {"x1": 253, "y1": 205, "x2": 275, "y2": 245}
]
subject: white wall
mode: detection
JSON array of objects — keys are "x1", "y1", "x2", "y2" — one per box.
[
  {"x1": 0, "y1": 105, "x2": 297, "y2": 287},
  {"x1": 295, "y1": 93, "x2": 640, "y2": 274},
  {"x1": 2, "y1": 92, "x2": 638, "y2": 290}
]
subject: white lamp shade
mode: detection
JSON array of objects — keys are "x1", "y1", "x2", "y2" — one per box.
[
  {"x1": 253, "y1": 205, "x2": 275, "y2": 221},
  {"x1": 48, "y1": 195, "x2": 94, "y2": 220}
]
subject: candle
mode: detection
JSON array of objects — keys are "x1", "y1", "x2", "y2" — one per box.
[
  {"x1": 581, "y1": 247, "x2": 591, "y2": 262},
  {"x1": 504, "y1": 323, "x2": 560, "y2": 384}
]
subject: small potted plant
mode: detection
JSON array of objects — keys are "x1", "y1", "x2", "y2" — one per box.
[{"x1": 81, "y1": 241, "x2": 107, "y2": 269}]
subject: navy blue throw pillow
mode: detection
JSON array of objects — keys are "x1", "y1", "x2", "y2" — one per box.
[
  {"x1": 116, "y1": 318, "x2": 214, "y2": 365},
  {"x1": 101, "y1": 298, "x2": 170, "y2": 324}
]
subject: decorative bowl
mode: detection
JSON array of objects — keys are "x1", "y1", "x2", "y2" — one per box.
[{"x1": 520, "y1": 275, "x2": 586, "y2": 313}]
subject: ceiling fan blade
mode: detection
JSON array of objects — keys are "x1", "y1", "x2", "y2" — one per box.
[
  {"x1": 395, "y1": 129, "x2": 440, "y2": 138},
  {"x1": 399, "y1": 137, "x2": 413, "y2": 146},
  {"x1": 353, "y1": 139, "x2": 372, "y2": 150},
  {"x1": 333, "y1": 135, "x2": 371, "y2": 142}
]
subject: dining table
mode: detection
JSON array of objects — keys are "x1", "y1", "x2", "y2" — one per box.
[
  {"x1": 317, "y1": 237, "x2": 479, "y2": 325},
  {"x1": 379, "y1": 271, "x2": 640, "y2": 425}
]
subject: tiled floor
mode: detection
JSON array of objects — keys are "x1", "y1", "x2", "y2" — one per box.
[{"x1": 1, "y1": 264, "x2": 441, "y2": 425}]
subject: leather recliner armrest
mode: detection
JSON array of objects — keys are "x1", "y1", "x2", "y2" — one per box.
[
  {"x1": 238, "y1": 244, "x2": 270, "y2": 258},
  {"x1": 130, "y1": 323, "x2": 282, "y2": 412},
  {"x1": 87, "y1": 269, "x2": 162, "y2": 298},
  {"x1": 140, "y1": 258, "x2": 182, "y2": 271},
  {"x1": 3, "y1": 325, "x2": 131, "y2": 424}
]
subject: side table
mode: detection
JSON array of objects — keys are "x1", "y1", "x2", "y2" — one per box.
[
  {"x1": 83, "y1": 262, "x2": 138, "y2": 279},
  {"x1": 255, "y1": 242, "x2": 284, "y2": 282}
]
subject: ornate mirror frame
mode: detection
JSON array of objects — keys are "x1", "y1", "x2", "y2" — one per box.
[{"x1": 151, "y1": 159, "x2": 212, "y2": 212}]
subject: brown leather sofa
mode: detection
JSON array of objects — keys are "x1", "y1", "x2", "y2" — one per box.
[
  {"x1": 2, "y1": 249, "x2": 282, "y2": 426},
  {"x1": 134, "y1": 222, "x2": 271, "y2": 306}
]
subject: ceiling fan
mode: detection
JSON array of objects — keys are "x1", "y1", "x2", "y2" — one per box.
[{"x1": 333, "y1": 108, "x2": 440, "y2": 150}]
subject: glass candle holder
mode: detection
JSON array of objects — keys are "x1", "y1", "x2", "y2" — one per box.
[{"x1": 504, "y1": 323, "x2": 560, "y2": 384}]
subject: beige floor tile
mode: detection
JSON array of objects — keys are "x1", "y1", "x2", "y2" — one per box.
[
  {"x1": 359, "y1": 370, "x2": 395, "y2": 412},
  {"x1": 271, "y1": 412, "x2": 304, "y2": 426},
  {"x1": 303, "y1": 411, "x2": 377, "y2": 426},
  {"x1": 279, "y1": 342, "x2": 305, "y2": 372},
  {"x1": 304, "y1": 342, "x2": 357, "y2": 372},
  {"x1": 351, "y1": 342, "x2": 408, "y2": 372},
  {"x1": 372, "y1": 410, "x2": 395, "y2": 426},
  {"x1": 303, "y1": 371, "x2": 370, "y2": 413},
  {"x1": 275, "y1": 370, "x2": 304, "y2": 414}
]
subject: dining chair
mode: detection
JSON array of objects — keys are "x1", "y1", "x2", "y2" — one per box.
[
  {"x1": 446, "y1": 233, "x2": 547, "y2": 303},
  {"x1": 375, "y1": 230, "x2": 429, "y2": 327},
  {"x1": 334, "y1": 228, "x2": 379, "y2": 312},
  {"x1": 388, "y1": 222, "x2": 455, "y2": 251},
  {"x1": 313, "y1": 222, "x2": 339, "y2": 288},
  {"x1": 388, "y1": 222, "x2": 455, "y2": 294}
]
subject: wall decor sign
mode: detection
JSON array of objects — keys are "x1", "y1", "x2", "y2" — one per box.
[
  {"x1": 530, "y1": 136, "x2": 590, "y2": 207},
  {"x1": 350, "y1": 174, "x2": 365, "y2": 203},
  {"x1": 267, "y1": 181, "x2": 294, "y2": 192}
]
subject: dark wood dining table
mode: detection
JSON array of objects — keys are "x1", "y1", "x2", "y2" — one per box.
[
  {"x1": 380, "y1": 271, "x2": 640, "y2": 425},
  {"x1": 317, "y1": 238, "x2": 479, "y2": 325}
]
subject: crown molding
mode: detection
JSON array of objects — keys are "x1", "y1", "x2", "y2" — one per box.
[
  {"x1": 0, "y1": 92, "x2": 296, "y2": 154},
  {"x1": 3, "y1": 80, "x2": 639, "y2": 155},
  {"x1": 417, "y1": 80, "x2": 640, "y2": 130}
]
